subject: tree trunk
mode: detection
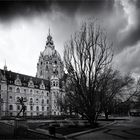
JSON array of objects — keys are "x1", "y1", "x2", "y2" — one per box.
[
  {"x1": 105, "y1": 110, "x2": 108, "y2": 120},
  {"x1": 87, "y1": 114, "x2": 98, "y2": 127}
]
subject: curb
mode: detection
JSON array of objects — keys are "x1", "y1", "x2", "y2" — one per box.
[{"x1": 64, "y1": 121, "x2": 117, "y2": 139}]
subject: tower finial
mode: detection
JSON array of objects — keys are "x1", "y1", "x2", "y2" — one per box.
[
  {"x1": 49, "y1": 28, "x2": 50, "y2": 36},
  {"x1": 4, "y1": 59, "x2": 7, "y2": 71}
]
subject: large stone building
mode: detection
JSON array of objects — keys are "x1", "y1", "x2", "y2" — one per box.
[{"x1": 0, "y1": 31, "x2": 65, "y2": 117}]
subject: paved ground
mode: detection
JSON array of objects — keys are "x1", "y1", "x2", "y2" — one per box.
[
  {"x1": 71, "y1": 117, "x2": 140, "y2": 140},
  {"x1": 0, "y1": 122, "x2": 14, "y2": 139}
]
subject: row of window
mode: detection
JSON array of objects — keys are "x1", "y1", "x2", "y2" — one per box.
[
  {"x1": 9, "y1": 87, "x2": 49, "y2": 96},
  {"x1": 9, "y1": 112, "x2": 47, "y2": 116},
  {"x1": 14, "y1": 97, "x2": 49, "y2": 104},
  {"x1": 40, "y1": 60, "x2": 57, "y2": 65},
  {"x1": 9, "y1": 105, "x2": 49, "y2": 111},
  {"x1": 51, "y1": 81, "x2": 59, "y2": 87}
]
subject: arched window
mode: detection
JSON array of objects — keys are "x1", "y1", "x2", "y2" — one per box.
[
  {"x1": 16, "y1": 97, "x2": 20, "y2": 102},
  {"x1": 42, "y1": 106, "x2": 44, "y2": 111},
  {"x1": 30, "y1": 98, "x2": 33, "y2": 104},
  {"x1": 56, "y1": 81, "x2": 58, "y2": 87},
  {"x1": 9, "y1": 96, "x2": 12, "y2": 100},
  {"x1": 30, "y1": 89, "x2": 33, "y2": 93},
  {"x1": 54, "y1": 61, "x2": 57, "y2": 64},
  {"x1": 42, "y1": 99, "x2": 44, "y2": 104},
  {"x1": 30, "y1": 106, "x2": 33, "y2": 111},
  {"x1": 53, "y1": 81, "x2": 55, "y2": 86},
  {"x1": 36, "y1": 98, "x2": 39, "y2": 103},
  {"x1": 46, "y1": 65, "x2": 48, "y2": 71},
  {"x1": 36, "y1": 106, "x2": 39, "y2": 111},
  {"x1": 47, "y1": 99, "x2": 49, "y2": 104},
  {"x1": 9, "y1": 105, "x2": 13, "y2": 110},
  {"x1": 40, "y1": 71, "x2": 42, "y2": 76},
  {"x1": 24, "y1": 89, "x2": 26, "y2": 93},
  {"x1": 9, "y1": 87, "x2": 12, "y2": 92},
  {"x1": 16, "y1": 88, "x2": 20, "y2": 93},
  {"x1": 24, "y1": 97, "x2": 27, "y2": 102},
  {"x1": 17, "y1": 105, "x2": 20, "y2": 110}
]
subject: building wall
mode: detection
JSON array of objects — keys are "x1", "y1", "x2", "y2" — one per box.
[{"x1": 0, "y1": 81, "x2": 51, "y2": 117}]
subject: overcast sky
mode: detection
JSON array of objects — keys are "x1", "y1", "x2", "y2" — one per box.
[{"x1": 0, "y1": 0, "x2": 140, "y2": 78}]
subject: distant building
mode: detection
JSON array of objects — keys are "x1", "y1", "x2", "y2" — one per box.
[{"x1": 0, "y1": 31, "x2": 65, "y2": 117}]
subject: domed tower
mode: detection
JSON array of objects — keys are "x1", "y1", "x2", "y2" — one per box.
[{"x1": 36, "y1": 30, "x2": 64, "y2": 80}]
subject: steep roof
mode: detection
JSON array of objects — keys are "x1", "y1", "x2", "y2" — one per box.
[{"x1": 0, "y1": 69, "x2": 50, "y2": 90}]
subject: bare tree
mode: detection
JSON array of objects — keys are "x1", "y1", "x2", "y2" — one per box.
[
  {"x1": 63, "y1": 20, "x2": 113, "y2": 125},
  {"x1": 98, "y1": 68, "x2": 136, "y2": 119}
]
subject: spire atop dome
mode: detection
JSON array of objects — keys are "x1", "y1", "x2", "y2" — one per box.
[
  {"x1": 45, "y1": 28, "x2": 54, "y2": 49},
  {"x1": 49, "y1": 27, "x2": 50, "y2": 36}
]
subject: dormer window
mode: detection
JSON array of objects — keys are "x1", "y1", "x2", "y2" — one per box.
[
  {"x1": 15, "y1": 75, "x2": 21, "y2": 86},
  {"x1": 40, "y1": 80, "x2": 45, "y2": 89},
  {"x1": 28, "y1": 78, "x2": 34, "y2": 88}
]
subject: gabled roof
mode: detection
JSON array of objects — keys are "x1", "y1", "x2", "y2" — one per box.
[{"x1": 0, "y1": 69, "x2": 50, "y2": 90}]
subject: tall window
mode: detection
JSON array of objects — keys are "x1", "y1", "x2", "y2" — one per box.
[
  {"x1": 30, "y1": 106, "x2": 33, "y2": 111},
  {"x1": 24, "y1": 89, "x2": 26, "y2": 93},
  {"x1": 30, "y1": 89, "x2": 33, "y2": 93},
  {"x1": 9, "y1": 96, "x2": 12, "y2": 99},
  {"x1": 36, "y1": 106, "x2": 39, "y2": 111},
  {"x1": 36, "y1": 98, "x2": 39, "y2": 103},
  {"x1": 53, "y1": 81, "x2": 55, "y2": 86},
  {"x1": 17, "y1": 105, "x2": 20, "y2": 110},
  {"x1": 46, "y1": 65, "x2": 48, "y2": 71},
  {"x1": 9, "y1": 105, "x2": 13, "y2": 110},
  {"x1": 30, "y1": 98, "x2": 33, "y2": 104},
  {"x1": 42, "y1": 106, "x2": 44, "y2": 111},
  {"x1": 16, "y1": 88, "x2": 20, "y2": 93},
  {"x1": 47, "y1": 99, "x2": 49, "y2": 104},
  {"x1": 16, "y1": 97, "x2": 20, "y2": 102},
  {"x1": 56, "y1": 82, "x2": 58, "y2": 87},
  {"x1": 42, "y1": 99, "x2": 44, "y2": 104},
  {"x1": 9, "y1": 87, "x2": 12, "y2": 92}
]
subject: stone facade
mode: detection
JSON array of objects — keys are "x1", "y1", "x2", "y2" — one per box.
[{"x1": 0, "y1": 31, "x2": 65, "y2": 117}]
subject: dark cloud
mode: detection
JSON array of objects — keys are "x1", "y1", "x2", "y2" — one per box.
[
  {"x1": 0, "y1": 0, "x2": 115, "y2": 21},
  {"x1": 119, "y1": 26, "x2": 140, "y2": 49},
  {"x1": 118, "y1": 0, "x2": 140, "y2": 50},
  {"x1": 0, "y1": 0, "x2": 52, "y2": 21}
]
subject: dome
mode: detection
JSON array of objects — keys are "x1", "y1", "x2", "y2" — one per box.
[
  {"x1": 42, "y1": 47, "x2": 61, "y2": 60},
  {"x1": 42, "y1": 47, "x2": 55, "y2": 57},
  {"x1": 42, "y1": 30, "x2": 62, "y2": 60}
]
